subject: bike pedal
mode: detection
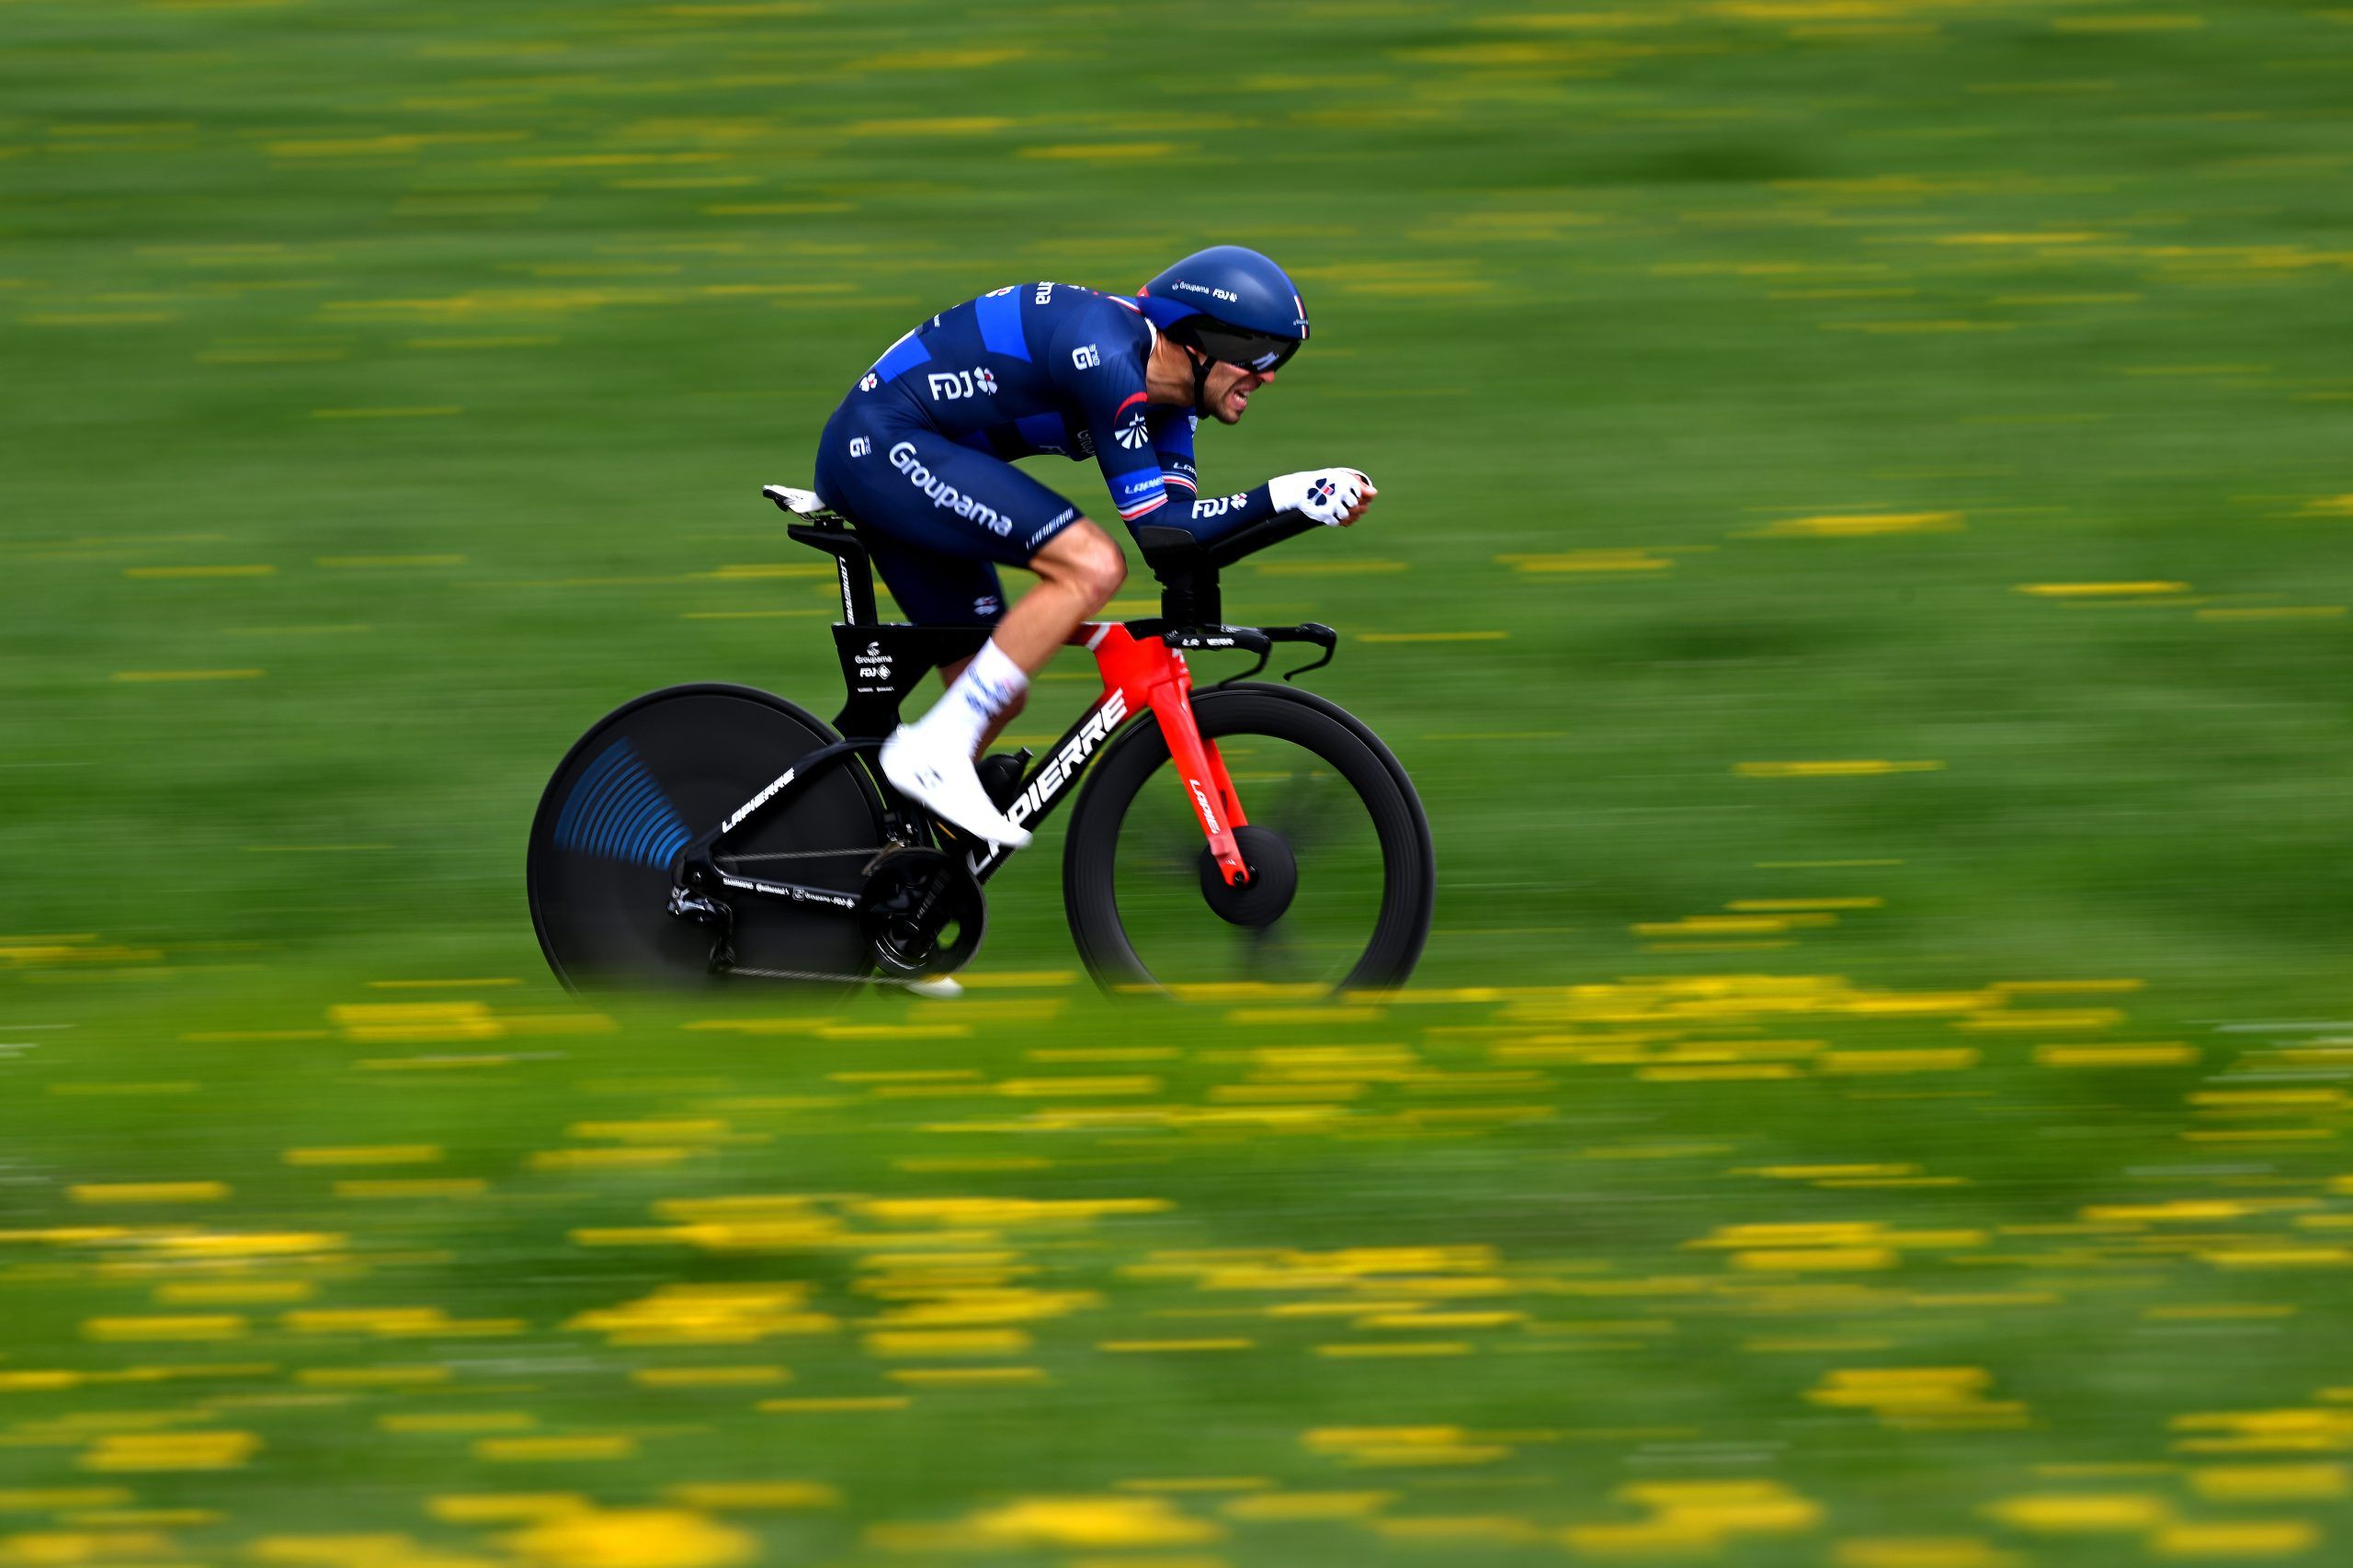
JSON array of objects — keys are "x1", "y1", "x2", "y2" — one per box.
[{"x1": 976, "y1": 749, "x2": 1031, "y2": 813}]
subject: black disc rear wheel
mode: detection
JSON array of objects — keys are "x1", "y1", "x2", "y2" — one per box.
[
  {"x1": 527, "y1": 684, "x2": 885, "y2": 993},
  {"x1": 1062, "y1": 684, "x2": 1434, "y2": 998}
]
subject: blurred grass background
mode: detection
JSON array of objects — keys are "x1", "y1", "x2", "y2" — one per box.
[{"x1": 4, "y1": 1, "x2": 2351, "y2": 1563}]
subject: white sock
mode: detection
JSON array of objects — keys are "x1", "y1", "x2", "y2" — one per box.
[{"x1": 912, "y1": 638, "x2": 1029, "y2": 759}]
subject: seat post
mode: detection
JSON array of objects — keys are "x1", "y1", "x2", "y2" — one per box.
[
  {"x1": 831, "y1": 548, "x2": 878, "y2": 627},
  {"x1": 783, "y1": 521, "x2": 878, "y2": 626}
]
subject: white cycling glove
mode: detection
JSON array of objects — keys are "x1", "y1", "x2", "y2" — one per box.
[{"x1": 1268, "y1": 467, "x2": 1376, "y2": 526}]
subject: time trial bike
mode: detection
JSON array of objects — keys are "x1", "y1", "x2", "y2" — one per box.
[{"x1": 524, "y1": 485, "x2": 1434, "y2": 996}]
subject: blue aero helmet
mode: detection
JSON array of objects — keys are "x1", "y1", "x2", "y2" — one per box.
[{"x1": 1137, "y1": 246, "x2": 1311, "y2": 407}]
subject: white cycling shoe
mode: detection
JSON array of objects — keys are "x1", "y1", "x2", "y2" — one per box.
[{"x1": 879, "y1": 725, "x2": 1032, "y2": 849}]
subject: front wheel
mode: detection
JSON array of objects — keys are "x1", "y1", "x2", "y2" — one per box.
[{"x1": 1062, "y1": 684, "x2": 1434, "y2": 997}]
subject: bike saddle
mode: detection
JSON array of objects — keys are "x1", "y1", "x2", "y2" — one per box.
[
  {"x1": 762, "y1": 483, "x2": 865, "y2": 554},
  {"x1": 761, "y1": 484, "x2": 878, "y2": 625},
  {"x1": 761, "y1": 483, "x2": 826, "y2": 517}
]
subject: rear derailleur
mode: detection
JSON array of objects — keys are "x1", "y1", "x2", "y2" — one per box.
[{"x1": 666, "y1": 881, "x2": 739, "y2": 971}]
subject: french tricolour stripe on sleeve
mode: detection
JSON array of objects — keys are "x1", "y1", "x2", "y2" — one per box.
[
  {"x1": 1113, "y1": 471, "x2": 1168, "y2": 521},
  {"x1": 1163, "y1": 472, "x2": 1196, "y2": 494}
]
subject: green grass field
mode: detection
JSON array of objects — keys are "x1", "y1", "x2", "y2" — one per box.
[{"x1": 5, "y1": 0, "x2": 2352, "y2": 1562}]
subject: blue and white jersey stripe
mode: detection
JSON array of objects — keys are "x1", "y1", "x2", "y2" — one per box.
[
  {"x1": 847, "y1": 282, "x2": 1209, "y2": 533},
  {"x1": 869, "y1": 327, "x2": 932, "y2": 383},
  {"x1": 973, "y1": 288, "x2": 1030, "y2": 361}
]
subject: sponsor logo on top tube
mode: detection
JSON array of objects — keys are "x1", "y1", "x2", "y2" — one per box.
[
  {"x1": 1006, "y1": 687, "x2": 1129, "y2": 827},
  {"x1": 887, "y1": 441, "x2": 1012, "y2": 537}
]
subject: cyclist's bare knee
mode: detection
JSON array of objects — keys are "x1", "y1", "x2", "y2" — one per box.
[{"x1": 1032, "y1": 518, "x2": 1126, "y2": 611}]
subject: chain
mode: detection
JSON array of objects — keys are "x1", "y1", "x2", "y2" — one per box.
[{"x1": 722, "y1": 964, "x2": 942, "y2": 988}]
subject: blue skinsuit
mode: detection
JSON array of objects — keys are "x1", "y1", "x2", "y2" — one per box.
[{"x1": 813, "y1": 281, "x2": 1277, "y2": 626}]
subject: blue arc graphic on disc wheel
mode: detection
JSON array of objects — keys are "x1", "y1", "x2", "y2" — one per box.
[{"x1": 552, "y1": 738, "x2": 691, "y2": 869}]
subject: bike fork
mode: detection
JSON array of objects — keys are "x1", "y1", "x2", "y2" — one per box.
[
  {"x1": 1083, "y1": 621, "x2": 1255, "y2": 888},
  {"x1": 1148, "y1": 685, "x2": 1252, "y2": 885}
]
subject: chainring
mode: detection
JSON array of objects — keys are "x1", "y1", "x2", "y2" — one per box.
[{"x1": 858, "y1": 846, "x2": 986, "y2": 978}]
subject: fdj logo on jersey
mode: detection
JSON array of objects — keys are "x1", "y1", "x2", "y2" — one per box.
[
  {"x1": 927, "y1": 368, "x2": 998, "y2": 401},
  {"x1": 847, "y1": 437, "x2": 871, "y2": 458},
  {"x1": 888, "y1": 441, "x2": 1012, "y2": 538}
]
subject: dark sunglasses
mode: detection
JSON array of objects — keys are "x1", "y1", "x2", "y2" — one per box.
[{"x1": 1183, "y1": 321, "x2": 1302, "y2": 376}]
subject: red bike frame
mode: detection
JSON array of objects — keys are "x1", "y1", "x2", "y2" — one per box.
[{"x1": 1080, "y1": 621, "x2": 1251, "y2": 886}]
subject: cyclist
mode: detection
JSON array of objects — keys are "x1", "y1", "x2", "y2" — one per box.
[{"x1": 812, "y1": 245, "x2": 1376, "y2": 848}]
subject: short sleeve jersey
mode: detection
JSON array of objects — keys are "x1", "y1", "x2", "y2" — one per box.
[{"x1": 853, "y1": 283, "x2": 1199, "y2": 525}]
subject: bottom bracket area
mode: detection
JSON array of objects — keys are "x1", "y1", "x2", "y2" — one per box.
[{"x1": 858, "y1": 846, "x2": 986, "y2": 977}]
